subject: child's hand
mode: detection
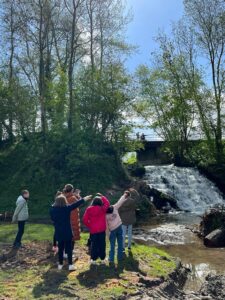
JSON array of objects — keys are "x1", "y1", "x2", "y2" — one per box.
[
  {"x1": 84, "y1": 195, "x2": 92, "y2": 201},
  {"x1": 96, "y1": 193, "x2": 102, "y2": 196},
  {"x1": 124, "y1": 191, "x2": 130, "y2": 198}
]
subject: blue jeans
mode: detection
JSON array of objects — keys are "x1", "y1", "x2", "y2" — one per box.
[
  {"x1": 122, "y1": 224, "x2": 133, "y2": 248},
  {"x1": 109, "y1": 225, "x2": 123, "y2": 262}
]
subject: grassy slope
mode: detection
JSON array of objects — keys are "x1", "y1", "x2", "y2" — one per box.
[
  {"x1": 0, "y1": 137, "x2": 126, "y2": 218},
  {"x1": 0, "y1": 224, "x2": 176, "y2": 300}
]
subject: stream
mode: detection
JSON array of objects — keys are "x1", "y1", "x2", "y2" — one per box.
[{"x1": 134, "y1": 165, "x2": 225, "y2": 293}]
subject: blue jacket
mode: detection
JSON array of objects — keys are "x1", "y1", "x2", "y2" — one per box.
[{"x1": 50, "y1": 199, "x2": 85, "y2": 242}]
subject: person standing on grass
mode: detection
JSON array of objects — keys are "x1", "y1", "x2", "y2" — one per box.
[
  {"x1": 50, "y1": 194, "x2": 92, "y2": 271},
  {"x1": 12, "y1": 190, "x2": 30, "y2": 249},
  {"x1": 63, "y1": 184, "x2": 81, "y2": 255},
  {"x1": 119, "y1": 189, "x2": 137, "y2": 251},
  {"x1": 106, "y1": 191, "x2": 130, "y2": 264},
  {"x1": 83, "y1": 194, "x2": 110, "y2": 264}
]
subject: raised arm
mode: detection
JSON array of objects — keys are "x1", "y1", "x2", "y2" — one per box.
[
  {"x1": 101, "y1": 195, "x2": 110, "y2": 212},
  {"x1": 67, "y1": 199, "x2": 85, "y2": 211},
  {"x1": 114, "y1": 195, "x2": 128, "y2": 210}
]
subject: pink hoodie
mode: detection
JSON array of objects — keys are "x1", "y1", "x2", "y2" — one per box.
[{"x1": 106, "y1": 195, "x2": 127, "y2": 232}]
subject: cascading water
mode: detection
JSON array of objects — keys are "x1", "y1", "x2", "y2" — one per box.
[
  {"x1": 144, "y1": 164, "x2": 225, "y2": 213},
  {"x1": 134, "y1": 164, "x2": 225, "y2": 293}
]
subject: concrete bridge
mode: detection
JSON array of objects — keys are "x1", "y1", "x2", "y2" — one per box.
[{"x1": 137, "y1": 140, "x2": 171, "y2": 165}]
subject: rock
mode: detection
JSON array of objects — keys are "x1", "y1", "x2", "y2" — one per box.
[
  {"x1": 200, "y1": 207, "x2": 225, "y2": 237},
  {"x1": 131, "y1": 181, "x2": 179, "y2": 211},
  {"x1": 204, "y1": 228, "x2": 225, "y2": 247}
]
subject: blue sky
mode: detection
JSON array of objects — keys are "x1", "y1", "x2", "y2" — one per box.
[{"x1": 125, "y1": 0, "x2": 184, "y2": 71}]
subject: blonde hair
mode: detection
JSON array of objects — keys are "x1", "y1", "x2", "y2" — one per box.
[{"x1": 54, "y1": 195, "x2": 68, "y2": 207}]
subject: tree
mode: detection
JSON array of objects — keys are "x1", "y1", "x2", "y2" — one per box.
[{"x1": 184, "y1": 0, "x2": 225, "y2": 163}]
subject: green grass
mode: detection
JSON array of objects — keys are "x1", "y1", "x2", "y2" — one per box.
[
  {"x1": 0, "y1": 223, "x2": 54, "y2": 243},
  {"x1": 0, "y1": 224, "x2": 177, "y2": 299}
]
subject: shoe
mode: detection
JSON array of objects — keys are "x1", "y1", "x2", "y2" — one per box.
[
  {"x1": 13, "y1": 244, "x2": 21, "y2": 249},
  {"x1": 90, "y1": 259, "x2": 97, "y2": 265},
  {"x1": 68, "y1": 265, "x2": 76, "y2": 271},
  {"x1": 63, "y1": 253, "x2": 68, "y2": 259},
  {"x1": 58, "y1": 264, "x2": 63, "y2": 270},
  {"x1": 100, "y1": 258, "x2": 108, "y2": 264}
]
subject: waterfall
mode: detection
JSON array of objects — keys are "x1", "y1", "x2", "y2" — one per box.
[{"x1": 144, "y1": 165, "x2": 225, "y2": 213}]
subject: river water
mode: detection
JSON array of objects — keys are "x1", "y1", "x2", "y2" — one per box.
[{"x1": 134, "y1": 165, "x2": 225, "y2": 292}]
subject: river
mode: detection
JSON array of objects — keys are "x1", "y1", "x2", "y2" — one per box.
[{"x1": 134, "y1": 165, "x2": 225, "y2": 292}]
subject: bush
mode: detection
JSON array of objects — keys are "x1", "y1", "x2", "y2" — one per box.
[{"x1": 0, "y1": 131, "x2": 127, "y2": 217}]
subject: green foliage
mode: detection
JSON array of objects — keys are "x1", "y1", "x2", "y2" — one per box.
[{"x1": 0, "y1": 132, "x2": 127, "y2": 216}]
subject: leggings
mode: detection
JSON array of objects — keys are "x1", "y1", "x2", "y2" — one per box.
[{"x1": 58, "y1": 240, "x2": 73, "y2": 265}]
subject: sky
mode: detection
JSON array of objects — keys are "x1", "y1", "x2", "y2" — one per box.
[{"x1": 125, "y1": 0, "x2": 184, "y2": 72}]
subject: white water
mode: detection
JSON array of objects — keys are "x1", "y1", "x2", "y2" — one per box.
[{"x1": 144, "y1": 164, "x2": 225, "y2": 213}]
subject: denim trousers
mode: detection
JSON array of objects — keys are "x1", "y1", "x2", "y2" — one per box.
[
  {"x1": 122, "y1": 224, "x2": 133, "y2": 248},
  {"x1": 109, "y1": 225, "x2": 123, "y2": 262}
]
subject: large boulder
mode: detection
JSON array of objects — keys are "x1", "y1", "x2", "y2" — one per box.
[
  {"x1": 132, "y1": 181, "x2": 179, "y2": 211},
  {"x1": 200, "y1": 206, "x2": 225, "y2": 237},
  {"x1": 204, "y1": 228, "x2": 225, "y2": 247}
]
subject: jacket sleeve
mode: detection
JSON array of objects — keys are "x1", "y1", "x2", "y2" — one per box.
[
  {"x1": 68, "y1": 199, "x2": 85, "y2": 211},
  {"x1": 82, "y1": 209, "x2": 90, "y2": 227},
  {"x1": 12, "y1": 201, "x2": 25, "y2": 223},
  {"x1": 114, "y1": 195, "x2": 127, "y2": 210},
  {"x1": 101, "y1": 196, "x2": 110, "y2": 212}
]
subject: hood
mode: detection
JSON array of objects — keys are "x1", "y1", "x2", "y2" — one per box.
[{"x1": 16, "y1": 195, "x2": 26, "y2": 205}]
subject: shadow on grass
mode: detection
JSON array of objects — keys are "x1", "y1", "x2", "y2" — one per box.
[
  {"x1": 77, "y1": 250, "x2": 146, "y2": 288},
  {"x1": 0, "y1": 246, "x2": 19, "y2": 262},
  {"x1": 32, "y1": 267, "x2": 75, "y2": 299}
]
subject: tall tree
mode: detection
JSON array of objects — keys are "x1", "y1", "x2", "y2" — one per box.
[{"x1": 184, "y1": 0, "x2": 225, "y2": 163}]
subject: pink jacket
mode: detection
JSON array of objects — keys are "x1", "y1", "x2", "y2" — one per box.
[
  {"x1": 83, "y1": 196, "x2": 110, "y2": 234},
  {"x1": 106, "y1": 195, "x2": 127, "y2": 232}
]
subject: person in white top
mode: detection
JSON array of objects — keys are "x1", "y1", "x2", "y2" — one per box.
[{"x1": 106, "y1": 191, "x2": 130, "y2": 263}]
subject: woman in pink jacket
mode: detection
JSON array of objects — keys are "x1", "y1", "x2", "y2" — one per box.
[
  {"x1": 106, "y1": 191, "x2": 130, "y2": 264},
  {"x1": 83, "y1": 194, "x2": 110, "y2": 264}
]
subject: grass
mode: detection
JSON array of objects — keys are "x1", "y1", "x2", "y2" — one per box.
[
  {"x1": 0, "y1": 223, "x2": 177, "y2": 299},
  {"x1": 0, "y1": 223, "x2": 54, "y2": 244}
]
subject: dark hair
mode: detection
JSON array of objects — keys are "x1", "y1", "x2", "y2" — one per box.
[
  {"x1": 92, "y1": 197, "x2": 103, "y2": 206},
  {"x1": 106, "y1": 206, "x2": 114, "y2": 214},
  {"x1": 64, "y1": 184, "x2": 74, "y2": 193}
]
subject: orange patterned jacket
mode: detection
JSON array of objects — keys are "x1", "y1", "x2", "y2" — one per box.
[{"x1": 65, "y1": 192, "x2": 81, "y2": 241}]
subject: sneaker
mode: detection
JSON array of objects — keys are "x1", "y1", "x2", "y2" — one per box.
[
  {"x1": 58, "y1": 264, "x2": 63, "y2": 270},
  {"x1": 100, "y1": 258, "x2": 108, "y2": 264},
  {"x1": 68, "y1": 265, "x2": 76, "y2": 271},
  {"x1": 90, "y1": 259, "x2": 97, "y2": 265}
]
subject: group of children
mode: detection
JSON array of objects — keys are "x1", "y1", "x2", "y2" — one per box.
[{"x1": 12, "y1": 185, "x2": 137, "y2": 271}]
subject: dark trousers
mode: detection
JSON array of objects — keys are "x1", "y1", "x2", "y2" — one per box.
[
  {"x1": 53, "y1": 232, "x2": 57, "y2": 247},
  {"x1": 14, "y1": 221, "x2": 25, "y2": 246},
  {"x1": 58, "y1": 240, "x2": 73, "y2": 265},
  {"x1": 90, "y1": 231, "x2": 106, "y2": 261}
]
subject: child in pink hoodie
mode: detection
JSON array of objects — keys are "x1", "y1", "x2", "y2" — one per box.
[
  {"x1": 106, "y1": 191, "x2": 130, "y2": 263},
  {"x1": 83, "y1": 194, "x2": 110, "y2": 264}
]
